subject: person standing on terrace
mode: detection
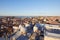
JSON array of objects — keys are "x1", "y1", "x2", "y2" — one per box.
[{"x1": 19, "y1": 23, "x2": 27, "y2": 36}]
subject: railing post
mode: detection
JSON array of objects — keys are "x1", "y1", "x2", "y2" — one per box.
[{"x1": 4, "y1": 33, "x2": 8, "y2": 40}]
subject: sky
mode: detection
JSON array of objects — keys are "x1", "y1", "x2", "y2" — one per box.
[{"x1": 0, "y1": 0, "x2": 60, "y2": 16}]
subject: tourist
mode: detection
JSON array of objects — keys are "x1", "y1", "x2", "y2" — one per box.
[{"x1": 19, "y1": 24, "x2": 27, "y2": 36}]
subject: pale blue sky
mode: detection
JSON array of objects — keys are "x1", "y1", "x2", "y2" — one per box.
[{"x1": 0, "y1": 0, "x2": 60, "y2": 16}]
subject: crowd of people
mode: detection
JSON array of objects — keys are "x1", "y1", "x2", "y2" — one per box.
[
  {"x1": 15, "y1": 20, "x2": 44, "y2": 40},
  {"x1": 0, "y1": 16, "x2": 46, "y2": 40},
  {"x1": 0, "y1": 16, "x2": 60, "y2": 40},
  {"x1": 13, "y1": 17, "x2": 44, "y2": 40}
]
